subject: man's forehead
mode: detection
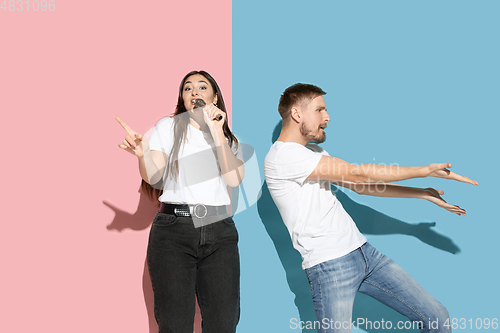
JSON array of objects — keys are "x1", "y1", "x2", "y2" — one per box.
[{"x1": 305, "y1": 95, "x2": 326, "y2": 108}]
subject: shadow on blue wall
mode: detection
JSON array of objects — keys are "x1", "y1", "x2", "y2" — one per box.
[{"x1": 256, "y1": 121, "x2": 459, "y2": 333}]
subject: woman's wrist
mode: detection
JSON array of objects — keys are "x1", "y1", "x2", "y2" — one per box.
[
  {"x1": 138, "y1": 147, "x2": 152, "y2": 160},
  {"x1": 210, "y1": 126, "x2": 225, "y2": 144}
]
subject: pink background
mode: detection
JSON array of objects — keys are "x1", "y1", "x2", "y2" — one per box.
[{"x1": 0, "y1": 1, "x2": 231, "y2": 332}]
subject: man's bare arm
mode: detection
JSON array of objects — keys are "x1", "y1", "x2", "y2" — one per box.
[
  {"x1": 309, "y1": 156, "x2": 478, "y2": 185},
  {"x1": 333, "y1": 180, "x2": 467, "y2": 216}
]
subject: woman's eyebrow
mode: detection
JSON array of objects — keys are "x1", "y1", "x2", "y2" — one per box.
[{"x1": 183, "y1": 80, "x2": 208, "y2": 85}]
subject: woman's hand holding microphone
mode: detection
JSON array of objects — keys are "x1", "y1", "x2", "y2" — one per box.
[{"x1": 194, "y1": 98, "x2": 225, "y2": 134}]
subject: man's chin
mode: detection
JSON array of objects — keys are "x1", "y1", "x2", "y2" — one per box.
[
  {"x1": 309, "y1": 135, "x2": 326, "y2": 144},
  {"x1": 316, "y1": 133, "x2": 326, "y2": 143}
]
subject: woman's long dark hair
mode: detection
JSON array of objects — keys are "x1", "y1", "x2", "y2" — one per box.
[{"x1": 141, "y1": 70, "x2": 239, "y2": 205}]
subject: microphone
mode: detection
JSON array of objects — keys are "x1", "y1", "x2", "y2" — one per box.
[{"x1": 194, "y1": 98, "x2": 223, "y2": 121}]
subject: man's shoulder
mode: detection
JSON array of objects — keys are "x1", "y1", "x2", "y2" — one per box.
[
  {"x1": 264, "y1": 142, "x2": 280, "y2": 167},
  {"x1": 265, "y1": 141, "x2": 298, "y2": 163},
  {"x1": 266, "y1": 142, "x2": 328, "y2": 162},
  {"x1": 305, "y1": 143, "x2": 327, "y2": 154}
]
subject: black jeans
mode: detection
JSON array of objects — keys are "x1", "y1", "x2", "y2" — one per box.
[{"x1": 147, "y1": 212, "x2": 240, "y2": 333}]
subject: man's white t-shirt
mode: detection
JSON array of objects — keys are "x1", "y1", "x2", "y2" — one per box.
[
  {"x1": 148, "y1": 116, "x2": 243, "y2": 206},
  {"x1": 264, "y1": 141, "x2": 366, "y2": 269}
]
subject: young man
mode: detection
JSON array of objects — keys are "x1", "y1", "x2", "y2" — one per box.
[{"x1": 264, "y1": 83, "x2": 478, "y2": 333}]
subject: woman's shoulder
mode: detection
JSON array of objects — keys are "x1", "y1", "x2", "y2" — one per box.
[{"x1": 154, "y1": 116, "x2": 175, "y2": 129}]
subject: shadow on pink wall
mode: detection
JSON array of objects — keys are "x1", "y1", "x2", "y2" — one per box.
[{"x1": 104, "y1": 188, "x2": 203, "y2": 333}]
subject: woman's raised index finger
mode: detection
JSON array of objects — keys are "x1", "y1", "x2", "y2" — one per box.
[{"x1": 115, "y1": 116, "x2": 135, "y2": 134}]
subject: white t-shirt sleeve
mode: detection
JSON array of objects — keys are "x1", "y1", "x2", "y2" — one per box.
[
  {"x1": 148, "y1": 117, "x2": 174, "y2": 154},
  {"x1": 229, "y1": 137, "x2": 244, "y2": 162},
  {"x1": 275, "y1": 144, "x2": 323, "y2": 185}
]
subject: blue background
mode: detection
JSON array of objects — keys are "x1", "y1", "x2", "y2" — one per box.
[{"x1": 232, "y1": 1, "x2": 499, "y2": 332}]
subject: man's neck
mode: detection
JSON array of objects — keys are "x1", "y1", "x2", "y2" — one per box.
[{"x1": 277, "y1": 130, "x2": 307, "y2": 146}]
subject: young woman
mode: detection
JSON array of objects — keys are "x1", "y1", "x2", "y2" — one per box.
[{"x1": 116, "y1": 70, "x2": 244, "y2": 333}]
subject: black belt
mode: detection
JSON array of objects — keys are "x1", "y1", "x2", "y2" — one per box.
[{"x1": 159, "y1": 203, "x2": 228, "y2": 219}]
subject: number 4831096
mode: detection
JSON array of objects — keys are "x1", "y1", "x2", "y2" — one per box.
[
  {"x1": 1, "y1": 0, "x2": 55, "y2": 11},
  {"x1": 443, "y1": 318, "x2": 498, "y2": 330}
]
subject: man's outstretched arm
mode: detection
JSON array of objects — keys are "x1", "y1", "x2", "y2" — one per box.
[
  {"x1": 309, "y1": 156, "x2": 478, "y2": 185},
  {"x1": 333, "y1": 180, "x2": 467, "y2": 216}
]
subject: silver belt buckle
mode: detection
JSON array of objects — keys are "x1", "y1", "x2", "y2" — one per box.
[{"x1": 192, "y1": 204, "x2": 208, "y2": 219}]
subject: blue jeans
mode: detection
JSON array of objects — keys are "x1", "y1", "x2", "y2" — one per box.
[
  {"x1": 305, "y1": 242, "x2": 450, "y2": 333},
  {"x1": 147, "y1": 212, "x2": 240, "y2": 333}
]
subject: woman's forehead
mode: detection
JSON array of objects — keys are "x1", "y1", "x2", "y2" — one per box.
[{"x1": 184, "y1": 74, "x2": 209, "y2": 85}]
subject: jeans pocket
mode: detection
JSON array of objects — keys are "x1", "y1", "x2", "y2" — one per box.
[
  {"x1": 305, "y1": 266, "x2": 321, "y2": 301},
  {"x1": 305, "y1": 267, "x2": 312, "y2": 283},
  {"x1": 222, "y1": 217, "x2": 236, "y2": 226},
  {"x1": 152, "y1": 213, "x2": 178, "y2": 227}
]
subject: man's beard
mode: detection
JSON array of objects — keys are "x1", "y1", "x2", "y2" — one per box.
[{"x1": 300, "y1": 122, "x2": 326, "y2": 143}]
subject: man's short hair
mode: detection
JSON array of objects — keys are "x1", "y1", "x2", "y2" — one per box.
[{"x1": 278, "y1": 83, "x2": 326, "y2": 121}]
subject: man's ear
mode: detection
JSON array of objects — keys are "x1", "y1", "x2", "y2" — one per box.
[{"x1": 290, "y1": 106, "x2": 301, "y2": 123}]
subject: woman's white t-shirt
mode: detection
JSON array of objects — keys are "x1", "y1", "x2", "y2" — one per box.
[{"x1": 148, "y1": 116, "x2": 243, "y2": 206}]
